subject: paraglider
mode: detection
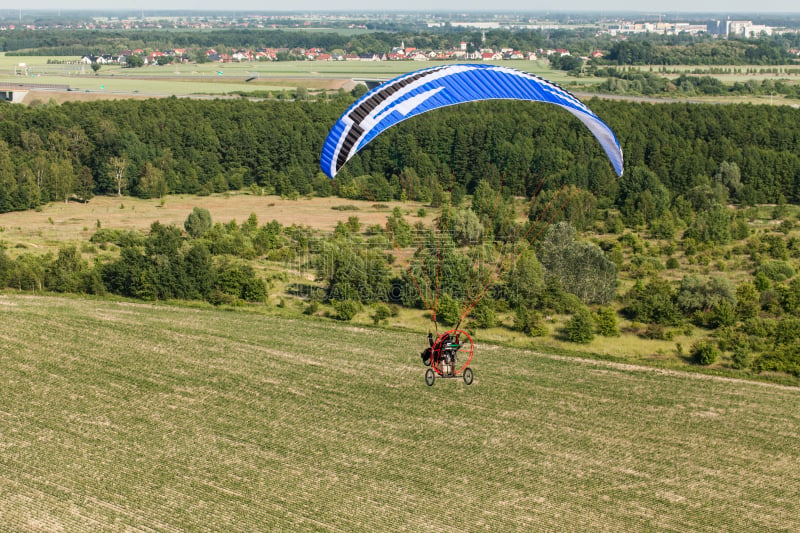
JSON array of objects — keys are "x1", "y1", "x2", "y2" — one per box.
[
  {"x1": 320, "y1": 63, "x2": 623, "y2": 180},
  {"x1": 319, "y1": 63, "x2": 624, "y2": 386}
]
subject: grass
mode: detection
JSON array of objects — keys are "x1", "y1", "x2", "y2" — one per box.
[
  {"x1": 0, "y1": 293, "x2": 798, "y2": 531},
  {"x1": 0, "y1": 193, "x2": 428, "y2": 258},
  {"x1": 0, "y1": 54, "x2": 604, "y2": 99}
]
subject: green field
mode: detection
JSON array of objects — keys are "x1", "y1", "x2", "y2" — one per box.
[
  {"x1": 0, "y1": 55, "x2": 601, "y2": 97},
  {"x1": 1, "y1": 293, "x2": 798, "y2": 531}
]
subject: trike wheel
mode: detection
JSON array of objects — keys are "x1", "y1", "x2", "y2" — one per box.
[
  {"x1": 463, "y1": 367, "x2": 474, "y2": 385},
  {"x1": 425, "y1": 368, "x2": 435, "y2": 387}
]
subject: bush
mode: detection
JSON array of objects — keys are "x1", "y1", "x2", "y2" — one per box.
[
  {"x1": 469, "y1": 299, "x2": 497, "y2": 329},
  {"x1": 756, "y1": 260, "x2": 795, "y2": 282},
  {"x1": 372, "y1": 303, "x2": 392, "y2": 325},
  {"x1": 89, "y1": 228, "x2": 123, "y2": 244},
  {"x1": 514, "y1": 307, "x2": 548, "y2": 337},
  {"x1": 241, "y1": 278, "x2": 268, "y2": 302},
  {"x1": 690, "y1": 340, "x2": 720, "y2": 365},
  {"x1": 754, "y1": 344, "x2": 800, "y2": 376},
  {"x1": 332, "y1": 299, "x2": 361, "y2": 321},
  {"x1": 731, "y1": 345, "x2": 752, "y2": 370},
  {"x1": 435, "y1": 294, "x2": 461, "y2": 326},
  {"x1": 594, "y1": 306, "x2": 620, "y2": 337},
  {"x1": 564, "y1": 308, "x2": 594, "y2": 344}
]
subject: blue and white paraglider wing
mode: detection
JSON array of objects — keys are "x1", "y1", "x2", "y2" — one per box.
[{"x1": 320, "y1": 63, "x2": 624, "y2": 179}]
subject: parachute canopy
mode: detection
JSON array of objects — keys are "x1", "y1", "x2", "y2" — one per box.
[{"x1": 320, "y1": 63, "x2": 624, "y2": 179}]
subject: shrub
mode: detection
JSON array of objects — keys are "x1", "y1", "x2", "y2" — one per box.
[
  {"x1": 514, "y1": 307, "x2": 548, "y2": 337},
  {"x1": 594, "y1": 306, "x2": 620, "y2": 337},
  {"x1": 89, "y1": 228, "x2": 123, "y2": 244},
  {"x1": 756, "y1": 260, "x2": 795, "y2": 282},
  {"x1": 435, "y1": 294, "x2": 461, "y2": 326},
  {"x1": 754, "y1": 344, "x2": 800, "y2": 376},
  {"x1": 690, "y1": 340, "x2": 720, "y2": 365},
  {"x1": 372, "y1": 303, "x2": 392, "y2": 325},
  {"x1": 332, "y1": 299, "x2": 361, "y2": 321},
  {"x1": 731, "y1": 345, "x2": 752, "y2": 370},
  {"x1": 241, "y1": 278, "x2": 268, "y2": 302},
  {"x1": 564, "y1": 308, "x2": 594, "y2": 344},
  {"x1": 469, "y1": 299, "x2": 497, "y2": 329}
]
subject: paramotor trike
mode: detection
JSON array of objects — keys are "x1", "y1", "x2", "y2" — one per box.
[{"x1": 421, "y1": 329, "x2": 474, "y2": 386}]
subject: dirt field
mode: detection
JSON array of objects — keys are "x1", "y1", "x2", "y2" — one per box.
[{"x1": 0, "y1": 194, "x2": 427, "y2": 255}]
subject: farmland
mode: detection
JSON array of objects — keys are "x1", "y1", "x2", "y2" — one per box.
[
  {"x1": 1, "y1": 54, "x2": 594, "y2": 102},
  {"x1": 1, "y1": 293, "x2": 799, "y2": 531},
  {"x1": 4, "y1": 53, "x2": 800, "y2": 106}
]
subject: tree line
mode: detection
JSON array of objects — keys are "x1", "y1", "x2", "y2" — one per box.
[
  {"x1": 3, "y1": 27, "x2": 800, "y2": 66},
  {"x1": 2, "y1": 96, "x2": 800, "y2": 212}
]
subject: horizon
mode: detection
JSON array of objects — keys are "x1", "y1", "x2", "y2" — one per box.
[{"x1": 3, "y1": 6, "x2": 800, "y2": 16}]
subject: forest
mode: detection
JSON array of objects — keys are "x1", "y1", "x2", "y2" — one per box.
[
  {"x1": 2, "y1": 95, "x2": 800, "y2": 376},
  {"x1": 2, "y1": 95, "x2": 800, "y2": 209}
]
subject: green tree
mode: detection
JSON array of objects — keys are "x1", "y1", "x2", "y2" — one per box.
[
  {"x1": 184, "y1": 207, "x2": 213, "y2": 238},
  {"x1": 124, "y1": 54, "x2": 144, "y2": 67},
  {"x1": 616, "y1": 166, "x2": 670, "y2": 226},
  {"x1": 538, "y1": 222, "x2": 617, "y2": 305},
  {"x1": 735, "y1": 282, "x2": 760, "y2": 320},
  {"x1": 184, "y1": 243, "x2": 216, "y2": 300},
  {"x1": 514, "y1": 307, "x2": 547, "y2": 337},
  {"x1": 684, "y1": 203, "x2": 733, "y2": 245},
  {"x1": 0, "y1": 248, "x2": 13, "y2": 287},
  {"x1": 469, "y1": 299, "x2": 497, "y2": 329},
  {"x1": 503, "y1": 249, "x2": 545, "y2": 309},
  {"x1": 450, "y1": 208, "x2": 484, "y2": 246},
  {"x1": 385, "y1": 207, "x2": 413, "y2": 248},
  {"x1": 594, "y1": 306, "x2": 620, "y2": 336},
  {"x1": 623, "y1": 278, "x2": 682, "y2": 326},
  {"x1": 434, "y1": 293, "x2": 461, "y2": 326},
  {"x1": 75, "y1": 166, "x2": 94, "y2": 203},
  {"x1": 332, "y1": 299, "x2": 361, "y2": 321},
  {"x1": 0, "y1": 140, "x2": 17, "y2": 213},
  {"x1": 49, "y1": 159, "x2": 75, "y2": 204},
  {"x1": 46, "y1": 246, "x2": 86, "y2": 293},
  {"x1": 138, "y1": 162, "x2": 168, "y2": 199},
  {"x1": 372, "y1": 303, "x2": 392, "y2": 325},
  {"x1": 690, "y1": 341, "x2": 720, "y2": 366},
  {"x1": 564, "y1": 307, "x2": 594, "y2": 343}
]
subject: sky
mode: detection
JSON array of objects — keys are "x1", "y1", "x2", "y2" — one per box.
[{"x1": 10, "y1": 2, "x2": 800, "y2": 15}]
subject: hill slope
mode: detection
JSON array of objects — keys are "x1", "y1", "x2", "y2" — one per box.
[{"x1": 1, "y1": 294, "x2": 798, "y2": 531}]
